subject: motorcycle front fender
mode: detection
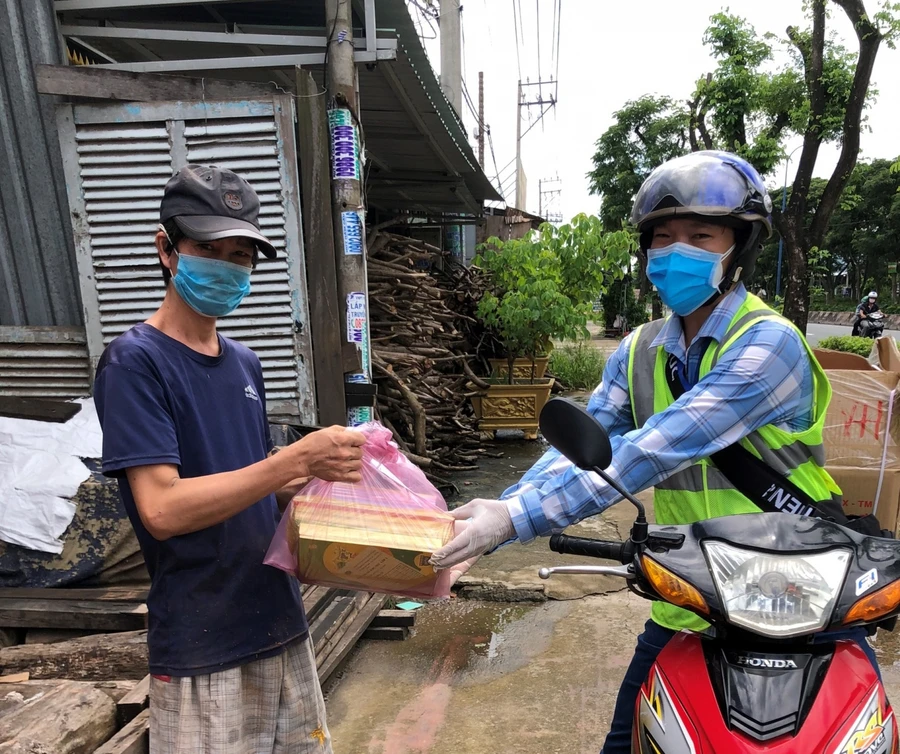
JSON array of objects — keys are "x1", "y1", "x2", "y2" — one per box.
[{"x1": 632, "y1": 633, "x2": 895, "y2": 753}]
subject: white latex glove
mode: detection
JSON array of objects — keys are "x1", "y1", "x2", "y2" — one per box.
[{"x1": 430, "y1": 498, "x2": 516, "y2": 570}]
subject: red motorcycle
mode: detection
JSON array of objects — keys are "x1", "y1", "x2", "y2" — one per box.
[{"x1": 538, "y1": 398, "x2": 899, "y2": 753}]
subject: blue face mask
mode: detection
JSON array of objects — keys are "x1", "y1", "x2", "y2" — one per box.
[
  {"x1": 171, "y1": 251, "x2": 252, "y2": 318},
  {"x1": 646, "y1": 242, "x2": 735, "y2": 317}
]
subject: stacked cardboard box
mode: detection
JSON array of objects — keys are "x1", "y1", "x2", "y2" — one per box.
[{"x1": 815, "y1": 339, "x2": 900, "y2": 532}]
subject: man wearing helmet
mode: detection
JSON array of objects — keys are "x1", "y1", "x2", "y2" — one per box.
[
  {"x1": 430, "y1": 151, "x2": 880, "y2": 752},
  {"x1": 852, "y1": 291, "x2": 880, "y2": 336}
]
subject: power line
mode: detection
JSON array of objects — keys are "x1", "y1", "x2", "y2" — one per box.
[
  {"x1": 516, "y1": 0, "x2": 526, "y2": 48},
  {"x1": 554, "y1": 0, "x2": 562, "y2": 84},
  {"x1": 551, "y1": 0, "x2": 558, "y2": 68},
  {"x1": 461, "y1": 79, "x2": 483, "y2": 126},
  {"x1": 534, "y1": 0, "x2": 541, "y2": 87},
  {"x1": 486, "y1": 129, "x2": 502, "y2": 196},
  {"x1": 487, "y1": 128, "x2": 503, "y2": 195},
  {"x1": 511, "y1": 0, "x2": 523, "y2": 81},
  {"x1": 406, "y1": 0, "x2": 438, "y2": 39},
  {"x1": 520, "y1": 102, "x2": 554, "y2": 141},
  {"x1": 481, "y1": 0, "x2": 495, "y2": 51}
]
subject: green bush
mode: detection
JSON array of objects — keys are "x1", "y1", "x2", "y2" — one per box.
[
  {"x1": 474, "y1": 215, "x2": 635, "y2": 370},
  {"x1": 549, "y1": 342, "x2": 606, "y2": 390},
  {"x1": 816, "y1": 335, "x2": 874, "y2": 357}
]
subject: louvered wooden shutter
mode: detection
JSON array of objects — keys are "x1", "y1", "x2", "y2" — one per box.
[
  {"x1": 57, "y1": 98, "x2": 315, "y2": 422},
  {"x1": 0, "y1": 327, "x2": 91, "y2": 398}
]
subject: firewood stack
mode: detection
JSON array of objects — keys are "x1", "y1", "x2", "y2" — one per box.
[{"x1": 366, "y1": 228, "x2": 501, "y2": 484}]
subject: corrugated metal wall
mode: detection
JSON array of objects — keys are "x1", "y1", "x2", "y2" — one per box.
[{"x1": 0, "y1": 0, "x2": 83, "y2": 327}]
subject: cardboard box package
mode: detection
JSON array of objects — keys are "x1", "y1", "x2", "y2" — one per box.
[
  {"x1": 827, "y1": 465, "x2": 900, "y2": 534},
  {"x1": 816, "y1": 339, "x2": 900, "y2": 534},
  {"x1": 815, "y1": 342, "x2": 900, "y2": 471},
  {"x1": 288, "y1": 494, "x2": 456, "y2": 598}
]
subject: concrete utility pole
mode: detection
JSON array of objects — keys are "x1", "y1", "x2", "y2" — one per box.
[
  {"x1": 515, "y1": 79, "x2": 558, "y2": 211},
  {"x1": 325, "y1": 0, "x2": 373, "y2": 426},
  {"x1": 477, "y1": 71, "x2": 485, "y2": 168},
  {"x1": 439, "y1": 0, "x2": 462, "y2": 114},
  {"x1": 515, "y1": 80, "x2": 524, "y2": 209}
]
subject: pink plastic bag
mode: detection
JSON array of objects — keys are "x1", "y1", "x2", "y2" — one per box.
[{"x1": 265, "y1": 422, "x2": 456, "y2": 598}]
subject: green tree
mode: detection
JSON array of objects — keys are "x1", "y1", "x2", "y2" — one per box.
[
  {"x1": 588, "y1": 2, "x2": 900, "y2": 333},
  {"x1": 587, "y1": 96, "x2": 686, "y2": 317},
  {"x1": 825, "y1": 159, "x2": 900, "y2": 297},
  {"x1": 587, "y1": 96, "x2": 690, "y2": 232},
  {"x1": 756, "y1": 160, "x2": 900, "y2": 302}
]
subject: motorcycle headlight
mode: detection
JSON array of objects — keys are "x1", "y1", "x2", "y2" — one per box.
[{"x1": 702, "y1": 542, "x2": 851, "y2": 637}]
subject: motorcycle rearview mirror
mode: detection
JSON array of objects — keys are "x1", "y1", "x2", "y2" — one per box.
[{"x1": 539, "y1": 398, "x2": 648, "y2": 544}]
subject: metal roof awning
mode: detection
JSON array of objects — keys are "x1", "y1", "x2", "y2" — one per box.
[{"x1": 54, "y1": 0, "x2": 500, "y2": 214}]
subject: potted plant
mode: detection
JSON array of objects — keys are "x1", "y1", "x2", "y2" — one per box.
[{"x1": 470, "y1": 215, "x2": 633, "y2": 439}]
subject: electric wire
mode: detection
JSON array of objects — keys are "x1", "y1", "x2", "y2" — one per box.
[
  {"x1": 553, "y1": 0, "x2": 562, "y2": 84},
  {"x1": 535, "y1": 0, "x2": 542, "y2": 103},
  {"x1": 511, "y1": 0, "x2": 523, "y2": 81}
]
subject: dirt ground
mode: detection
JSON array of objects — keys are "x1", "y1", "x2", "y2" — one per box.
[{"x1": 324, "y1": 430, "x2": 900, "y2": 753}]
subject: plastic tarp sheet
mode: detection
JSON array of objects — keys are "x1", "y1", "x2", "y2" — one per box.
[{"x1": 0, "y1": 398, "x2": 102, "y2": 553}]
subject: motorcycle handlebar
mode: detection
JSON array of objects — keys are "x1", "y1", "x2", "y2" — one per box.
[{"x1": 549, "y1": 533, "x2": 626, "y2": 562}]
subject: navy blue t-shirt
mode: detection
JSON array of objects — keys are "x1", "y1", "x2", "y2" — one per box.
[{"x1": 93, "y1": 323, "x2": 307, "y2": 677}]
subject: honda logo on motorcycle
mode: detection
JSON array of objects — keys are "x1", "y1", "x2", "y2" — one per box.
[{"x1": 734, "y1": 655, "x2": 798, "y2": 669}]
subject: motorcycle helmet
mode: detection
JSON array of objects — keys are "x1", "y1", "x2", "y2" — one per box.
[
  {"x1": 631, "y1": 150, "x2": 773, "y2": 289},
  {"x1": 868, "y1": 291, "x2": 878, "y2": 301}
]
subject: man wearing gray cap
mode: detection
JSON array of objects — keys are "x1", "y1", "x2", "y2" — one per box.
[{"x1": 94, "y1": 165, "x2": 362, "y2": 753}]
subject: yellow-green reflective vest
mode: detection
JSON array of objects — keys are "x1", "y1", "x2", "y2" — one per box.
[{"x1": 626, "y1": 293, "x2": 842, "y2": 632}]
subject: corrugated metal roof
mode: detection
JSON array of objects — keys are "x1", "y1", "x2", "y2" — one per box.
[
  {"x1": 0, "y1": 0, "x2": 84, "y2": 327},
  {"x1": 53, "y1": 0, "x2": 501, "y2": 215}
]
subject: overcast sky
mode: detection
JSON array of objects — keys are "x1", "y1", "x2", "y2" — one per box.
[{"x1": 412, "y1": 0, "x2": 900, "y2": 222}]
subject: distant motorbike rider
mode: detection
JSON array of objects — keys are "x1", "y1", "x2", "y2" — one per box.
[{"x1": 852, "y1": 291, "x2": 880, "y2": 336}]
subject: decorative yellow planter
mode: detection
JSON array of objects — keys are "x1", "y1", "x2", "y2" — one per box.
[
  {"x1": 469, "y1": 378, "x2": 555, "y2": 440},
  {"x1": 488, "y1": 357, "x2": 550, "y2": 381}
]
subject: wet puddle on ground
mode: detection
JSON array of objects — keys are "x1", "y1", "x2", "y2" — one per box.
[
  {"x1": 386, "y1": 599, "x2": 571, "y2": 686},
  {"x1": 326, "y1": 598, "x2": 573, "y2": 698}
]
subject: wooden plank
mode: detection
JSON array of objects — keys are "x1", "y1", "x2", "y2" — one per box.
[
  {"x1": 0, "y1": 681, "x2": 116, "y2": 754},
  {"x1": 0, "y1": 629, "x2": 148, "y2": 681},
  {"x1": 115, "y1": 674, "x2": 150, "y2": 727},
  {"x1": 95, "y1": 708, "x2": 150, "y2": 754},
  {"x1": 315, "y1": 593, "x2": 374, "y2": 673},
  {"x1": 0, "y1": 672, "x2": 29, "y2": 683},
  {"x1": 0, "y1": 680, "x2": 137, "y2": 712},
  {"x1": 362, "y1": 626, "x2": 409, "y2": 641},
  {"x1": 295, "y1": 67, "x2": 345, "y2": 425},
  {"x1": 311, "y1": 591, "x2": 367, "y2": 650},
  {"x1": 301, "y1": 586, "x2": 338, "y2": 624},
  {"x1": 370, "y1": 609, "x2": 416, "y2": 628},
  {"x1": 309, "y1": 594, "x2": 357, "y2": 647},
  {"x1": 35, "y1": 64, "x2": 276, "y2": 102},
  {"x1": 317, "y1": 594, "x2": 386, "y2": 684},
  {"x1": 0, "y1": 598, "x2": 147, "y2": 631},
  {"x1": 0, "y1": 396, "x2": 81, "y2": 422},
  {"x1": 0, "y1": 587, "x2": 148, "y2": 602},
  {"x1": 313, "y1": 591, "x2": 368, "y2": 666}
]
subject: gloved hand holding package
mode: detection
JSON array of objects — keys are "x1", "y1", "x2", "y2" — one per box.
[{"x1": 265, "y1": 422, "x2": 456, "y2": 598}]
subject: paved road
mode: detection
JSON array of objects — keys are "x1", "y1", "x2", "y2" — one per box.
[{"x1": 806, "y1": 322, "x2": 900, "y2": 346}]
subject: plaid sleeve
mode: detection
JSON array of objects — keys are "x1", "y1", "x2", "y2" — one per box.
[
  {"x1": 506, "y1": 320, "x2": 813, "y2": 542},
  {"x1": 503, "y1": 333, "x2": 636, "y2": 541}
]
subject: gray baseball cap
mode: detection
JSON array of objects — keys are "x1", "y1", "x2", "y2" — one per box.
[{"x1": 160, "y1": 165, "x2": 277, "y2": 258}]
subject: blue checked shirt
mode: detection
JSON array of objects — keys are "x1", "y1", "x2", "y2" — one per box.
[{"x1": 504, "y1": 285, "x2": 816, "y2": 542}]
